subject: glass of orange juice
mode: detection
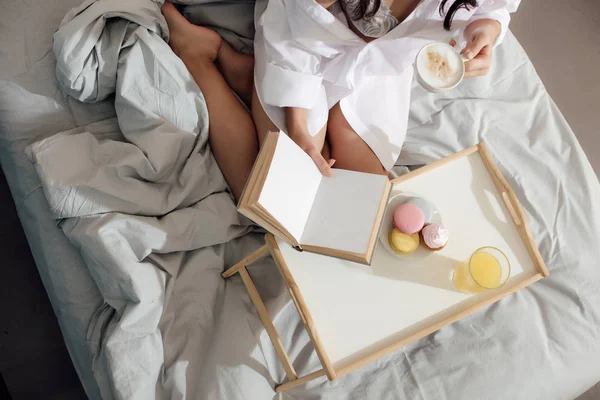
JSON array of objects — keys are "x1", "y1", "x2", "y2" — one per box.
[{"x1": 452, "y1": 247, "x2": 511, "y2": 294}]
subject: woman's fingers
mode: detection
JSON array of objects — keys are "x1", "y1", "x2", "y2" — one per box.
[
  {"x1": 462, "y1": 34, "x2": 489, "y2": 61},
  {"x1": 464, "y1": 44, "x2": 492, "y2": 78},
  {"x1": 288, "y1": 127, "x2": 333, "y2": 176},
  {"x1": 464, "y1": 61, "x2": 491, "y2": 78},
  {"x1": 289, "y1": 129, "x2": 334, "y2": 176},
  {"x1": 464, "y1": 67, "x2": 489, "y2": 78},
  {"x1": 307, "y1": 147, "x2": 333, "y2": 176},
  {"x1": 460, "y1": 19, "x2": 500, "y2": 78},
  {"x1": 464, "y1": 56, "x2": 491, "y2": 75}
]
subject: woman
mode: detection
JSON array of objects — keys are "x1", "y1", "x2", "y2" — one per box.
[{"x1": 161, "y1": 0, "x2": 520, "y2": 201}]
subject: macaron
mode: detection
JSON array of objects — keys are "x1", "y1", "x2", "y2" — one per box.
[
  {"x1": 393, "y1": 203, "x2": 425, "y2": 235},
  {"x1": 405, "y1": 197, "x2": 437, "y2": 224},
  {"x1": 389, "y1": 228, "x2": 420, "y2": 254},
  {"x1": 421, "y1": 223, "x2": 449, "y2": 251}
]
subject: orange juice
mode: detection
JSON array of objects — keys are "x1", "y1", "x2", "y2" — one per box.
[
  {"x1": 470, "y1": 252, "x2": 503, "y2": 287},
  {"x1": 453, "y1": 248, "x2": 509, "y2": 294}
]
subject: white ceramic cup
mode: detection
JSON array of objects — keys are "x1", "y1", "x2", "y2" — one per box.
[{"x1": 415, "y1": 42, "x2": 467, "y2": 93}]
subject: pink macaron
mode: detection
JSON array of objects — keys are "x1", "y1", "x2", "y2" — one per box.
[{"x1": 393, "y1": 203, "x2": 425, "y2": 235}]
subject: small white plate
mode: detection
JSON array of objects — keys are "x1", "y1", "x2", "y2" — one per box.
[{"x1": 379, "y1": 192, "x2": 443, "y2": 260}]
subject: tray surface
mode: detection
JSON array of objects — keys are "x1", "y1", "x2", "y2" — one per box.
[{"x1": 276, "y1": 151, "x2": 537, "y2": 370}]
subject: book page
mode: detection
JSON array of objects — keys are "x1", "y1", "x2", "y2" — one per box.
[
  {"x1": 258, "y1": 133, "x2": 322, "y2": 241},
  {"x1": 300, "y1": 170, "x2": 388, "y2": 254}
]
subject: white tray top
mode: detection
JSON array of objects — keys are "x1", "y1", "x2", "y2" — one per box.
[{"x1": 276, "y1": 152, "x2": 537, "y2": 370}]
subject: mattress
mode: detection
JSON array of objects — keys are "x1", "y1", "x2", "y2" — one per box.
[
  {"x1": 0, "y1": 1, "x2": 109, "y2": 398},
  {"x1": 1, "y1": 1, "x2": 599, "y2": 399}
]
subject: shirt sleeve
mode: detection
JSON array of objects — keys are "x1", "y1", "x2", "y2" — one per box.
[
  {"x1": 256, "y1": 0, "x2": 324, "y2": 109},
  {"x1": 465, "y1": 0, "x2": 521, "y2": 45},
  {"x1": 260, "y1": 42, "x2": 324, "y2": 109}
]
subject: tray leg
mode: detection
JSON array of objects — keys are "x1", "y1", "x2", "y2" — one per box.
[
  {"x1": 222, "y1": 243, "x2": 269, "y2": 279},
  {"x1": 238, "y1": 267, "x2": 298, "y2": 382},
  {"x1": 275, "y1": 369, "x2": 327, "y2": 393}
]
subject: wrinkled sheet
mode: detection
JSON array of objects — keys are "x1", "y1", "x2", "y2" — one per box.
[
  {"x1": 27, "y1": 0, "x2": 256, "y2": 398},
  {"x1": 1, "y1": 1, "x2": 600, "y2": 400}
]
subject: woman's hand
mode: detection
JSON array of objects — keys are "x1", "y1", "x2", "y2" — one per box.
[
  {"x1": 457, "y1": 18, "x2": 502, "y2": 78},
  {"x1": 285, "y1": 107, "x2": 334, "y2": 177}
]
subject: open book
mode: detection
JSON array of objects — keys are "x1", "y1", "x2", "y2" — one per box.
[{"x1": 238, "y1": 131, "x2": 392, "y2": 264}]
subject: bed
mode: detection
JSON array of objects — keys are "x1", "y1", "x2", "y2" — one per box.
[{"x1": 1, "y1": 1, "x2": 599, "y2": 399}]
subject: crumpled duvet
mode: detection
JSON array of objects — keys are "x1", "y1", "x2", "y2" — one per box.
[{"x1": 28, "y1": 1, "x2": 253, "y2": 398}]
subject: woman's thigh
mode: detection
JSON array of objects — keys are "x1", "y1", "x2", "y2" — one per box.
[
  {"x1": 251, "y1": 86, "x2": 279, "y2": 146},
  {"x1": 327, "y1": 103, "x2": 387, "y2": 175}
]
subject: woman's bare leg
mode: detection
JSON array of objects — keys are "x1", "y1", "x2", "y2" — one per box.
[
  {"x1": 327, "y1": 103, "x2": 387, "y2": 175},
  {"x1": 216, "y1": 41, "x2": 254, "y2": 107},
  {"x1": 162, "y1": 2, "x2": 258, "y2": 201},
  {"x1": 251, "y1": 87, "x2": 279, "y2": 146}
]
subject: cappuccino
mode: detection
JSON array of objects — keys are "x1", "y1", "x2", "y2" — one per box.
[{"x1": 416, "y1": 42, "x2": 464, "y2": 92}]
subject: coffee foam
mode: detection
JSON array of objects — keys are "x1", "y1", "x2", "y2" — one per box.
[{"x1": 417, "y1": 43, "x2": 463, "y2": 89}]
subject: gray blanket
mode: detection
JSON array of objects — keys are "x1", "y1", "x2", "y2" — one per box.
[
  {"x1": 29, "y1": 1, "x2": 253, "y2": 398},
  {"x1": 22, "y1": 1, "x2": 600, "y2": 399}
]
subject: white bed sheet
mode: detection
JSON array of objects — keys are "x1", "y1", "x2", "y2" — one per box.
[{"x1": 1, "y1": 1, "x2": 600, "y2": 400}]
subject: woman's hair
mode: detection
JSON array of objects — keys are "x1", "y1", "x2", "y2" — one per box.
[
  {"x1": 440, "y1": 0, "x2": 479, "y2": 30},
  {"x1": 348, "y1": 0, "x2": 480, "y2": 31},
  {"x1": 349, "y1": 0, "x2": 382, "y2": 21}
]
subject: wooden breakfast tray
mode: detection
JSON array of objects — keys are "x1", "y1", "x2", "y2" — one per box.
[{"x1": 222, "y1": 142, "x2": 549, "y2": 392}]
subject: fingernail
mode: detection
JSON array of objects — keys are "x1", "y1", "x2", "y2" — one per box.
[
  {"x1": 466, "y1": 51, "x2": 475, "y2": 59},
  {"x1": 328, "y1": 159, "x2": 336, "y2": 167}
]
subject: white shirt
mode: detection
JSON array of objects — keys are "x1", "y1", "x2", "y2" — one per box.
[{"x1": 254, "y1": 0, "x2": 520, "y2": 170}]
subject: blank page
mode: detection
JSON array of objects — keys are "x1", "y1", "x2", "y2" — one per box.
[
  {"x1": 258, "y1": 133, "x2": 322, "y2": 241},
  {"x1": 301, "y1": 170, "x2": 388, "y2": 254}
]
